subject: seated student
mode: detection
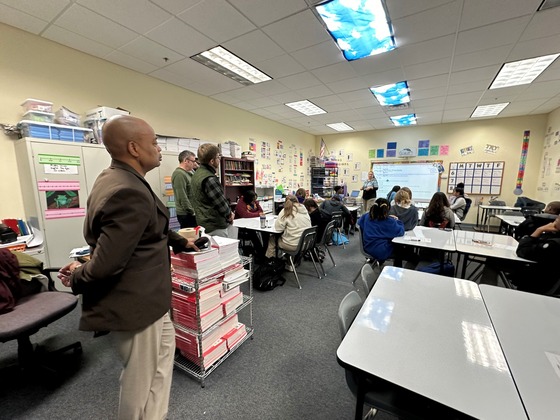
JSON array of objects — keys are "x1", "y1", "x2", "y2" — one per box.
[
  {"x1": 389, "y1": 189, "x2": 418, "y2": 231},
  {"x1": 419, "y1": 192, "x2": 455, "y2": 229},
  {"x1": 481, "y1": 215, "x2": 560, "y2": 294},
  {"x1": 320, "y1": 195, "x2": 352, "y2": 234},
  {"x1": 400, "y1": 186, "x2": 414, "y2": 206},
  {"x1": 514, "y1": 200, "x2": 560, "y2": 240},
  {"x1": 265, "y1": 196, "x2": 311, "y2": 266},
  {"x1": 333, "y1": 185, "x2": 345, "y2": 202},
  {"x1": 449, "y1": 187, "x2": 467, "y2": 220},
  {"x1": 387, "y1": 185, "x2": 400, "y2": 204},
  {"x1": 295, "y1": 188, "x2": 307, "y2": 204},
  {"x1": 234, "y1": 190, "x2": 263, "y2": 219},
  {"x1": 358, "y1": 197, "x2": 405, "y2": 263},
  {"x1": 303, "y1": 198, "x2": 328, "y2": 241},
  {"x1": 234, "y1": 190, "x2": 267, "y2": 260}
]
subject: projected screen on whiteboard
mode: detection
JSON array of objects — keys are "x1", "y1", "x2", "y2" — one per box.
[{"x1": 372, "y1": 162, "x2": 441, "y2": 201}]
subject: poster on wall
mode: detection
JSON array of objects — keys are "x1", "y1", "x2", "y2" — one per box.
[
  {"x1": 37, "y1": 180, "x2": 86, "y2": 219},
  {"x1": 448, "y1": 161, "x2": 504, "y2": 195}
]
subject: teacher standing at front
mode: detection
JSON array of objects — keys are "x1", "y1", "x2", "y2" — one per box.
[{"x1": 361, "y1": 170, "x2": 378, "y2": 212}]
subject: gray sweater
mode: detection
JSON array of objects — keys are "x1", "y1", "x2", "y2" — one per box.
[{"x1": 389, "y1": 204, "x2": 418, "y2": 231}]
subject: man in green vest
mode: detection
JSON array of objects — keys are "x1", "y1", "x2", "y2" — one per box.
[{"x1": 191, "y1": 143, "x2": 234, "y2": 237}]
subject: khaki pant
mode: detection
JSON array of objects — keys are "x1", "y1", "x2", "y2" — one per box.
[
  {"x1": 112, "y1": 312, "x2": 175, "y2": 420},
  {"x1": 363, "y1": 198, "x2": 376, "y2": 212}
]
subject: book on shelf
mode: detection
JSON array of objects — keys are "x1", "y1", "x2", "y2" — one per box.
[
  {"x1": 171, "y1": 247, "x2": 218, "y2": 264},
  {"x1": 172, "y1": 263, "x2": 223, "y2": 280},
  {"x1": 211, "y1": 236, "x2": 239, "y2": 251},
  {"x1": 222, "y1": 322, "x2": 247, "y2": 351},
  {"x1": 219, "y1": 285, "x2": 240, "y2": 300},
  {"x1": 172, "y1": 303, "x2": 224, "y2": 332},
  {"x1": 179, "y1": 337, "x2": 228, "y2": 369},
  {"x1": 222, "y1": 291, "x2": 243, "y2": 316},
  {"x1": 171, "y1": 285, "x2": 221, "y2": 316},
  {"x1": 174, "y1": 324, "x2": 224, "y2": 357}
]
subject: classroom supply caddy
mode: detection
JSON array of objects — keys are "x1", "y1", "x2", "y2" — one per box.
[{"x1": 171, "y1": 249, "x2": 253, "y2": 387}]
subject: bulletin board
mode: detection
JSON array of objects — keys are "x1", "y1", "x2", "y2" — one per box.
[{"x1": 447, "y1": 161, "x2": 504, "y2": 195}]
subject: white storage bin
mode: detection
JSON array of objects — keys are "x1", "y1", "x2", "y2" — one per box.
[
  {"x1": 22, "y1": 110, "x2": 55, "y2": 123},
  {"x1": 86, "y1": 106, "x2": 129, "y2": 120},
  {"x1": 21, "y1": 98, "x2": 53, "y2": 113}
]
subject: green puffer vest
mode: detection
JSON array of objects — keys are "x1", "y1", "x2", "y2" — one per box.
[{"x1": 191, "y1": 165, "x2": 228, "y2": 233}]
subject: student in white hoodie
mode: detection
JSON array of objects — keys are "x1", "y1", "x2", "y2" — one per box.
[{"x1": 265, "y1": 195, "x2": 311, "y2": 260}]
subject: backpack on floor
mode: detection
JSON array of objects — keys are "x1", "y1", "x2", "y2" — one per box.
[
  {"x1": 253, "y1": 258, "x2": 286, "y2": 291},
  {"x1": 417, "y1": 261, "x2": 455, "y2": 277},
  {"x1": 332, "y1": 231, "x2": 349, "y2": 246}
]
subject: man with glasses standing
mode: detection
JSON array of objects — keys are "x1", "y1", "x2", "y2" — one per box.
[
  {"x1": 191, "y1": 144, "x2": 235, "y2": 237},
  {"x1": 172, "y1": 150, "x2": 197, "y2": 228}
]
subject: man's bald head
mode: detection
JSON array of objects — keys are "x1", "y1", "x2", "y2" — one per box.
[
  {"x1": 103, "y1": 115, "x2": 151, "y2": 159},
  {"x1": 101, "y1": 115, "x2": 161, "y2": 176}
]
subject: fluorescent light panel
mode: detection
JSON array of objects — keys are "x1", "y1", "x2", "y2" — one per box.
[
  {"x1": 390, "y1": 114, "x2": 416, "y2": 126},
  {"x1": 327, "y1": 122, "x2": 354, "y2": 131},
  {"x1": 471, "y1": 103, "x2": 509, "y2": 118},
  {"x1": 370, "y1": 81, "x2": 410, "y2": 106},
  {"x1": 285, "y1": 100, "x2": 327, "y2": 116},
  {"x1": 490, "y1": 54, "x2": 559, "y2": 89},
  {"x1": 191, "y1": 46, "x2": 271, "y2": 86},
  {"x1": 316, "y1": 0, "x2": 395, "y2": 61}
]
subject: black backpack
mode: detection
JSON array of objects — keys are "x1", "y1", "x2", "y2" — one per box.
[{"x1": 253, "y1": 258, "x2": 286, "y2": 291}]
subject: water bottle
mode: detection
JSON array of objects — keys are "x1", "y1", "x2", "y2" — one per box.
[{"x1": 260, "y1": 213, "x2": 266, "y2": 229}]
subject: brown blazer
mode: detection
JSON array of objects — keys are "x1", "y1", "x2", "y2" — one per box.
[{"x1": 71, "y1": 160, "x2": 184, "y2": 332}]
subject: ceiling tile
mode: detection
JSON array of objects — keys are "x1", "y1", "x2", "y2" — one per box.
[
  {"x1": 277, "y1": 72, "x2": 323, "y2": 90},
  {"x1": 145, "y1": 18, "x2": 215, "y2": 57},
  {"x1": 385, "y1": 0, "x2": 453, "y2": 20},
  {"x1": 520, "y1": 5, "x2": 560, "y2": 41},
  {"x1": 397, "y1": 35, "x2": 456, "y2": 66},
  {"x1": 119, "y1": 36, "x2": 184, "y2": 67},
  {"x1": 43, "y1": 24, "x2": 113, "y2": 58},
  {"x1": 290, "y1": 40, "x2": 344, "y2": 70},
  {"x1": 105, "y1": 50, "x2": 158, "y2": 74},
  {"x1": 147, "y1": 0, "x2": 202, "y2": 15},
  {"x1": 403, "y1": 58, "x2": 451, "y2": 80},
  {"x1": 0, "y1": 0, "x2": 70, "y2": 21},
  {"x1": 459, "y1": 0, "x2": 538, "y2": 31},
  {"x1": 312, "y1": 62, "x2": 359, "y2": 84},
  {"x1": 77, "y1": 0, "x2": 171, "y2": 33},
  {"x1": 227, "y1": 0, "x2": 308, "y2": 26},
  {"x1": 262, "y1": 10, "x2": 330, "y2": 53},
  {"x1": 53, "y1": 4, "x2": 138, "y2": 48},
  {"x1": 257, "y1": 54, "x2": 306, "y2": 78},
  {"x1": 507, "y1": 33, "x2": 560, "y2": 61},
  {"x1": 392, "y1": 1, "x2": 461, "y2": 46},
  {"x1": 0, "y1": 5, "x2": 49, "y2": 34},
  {"x1": 452, "y1": 45, "x2": 511, "y2": 72},
  {"x1": 223, "y1": 30, "x2": 285, "y2": 63},
  {"x1": 177, "y1": 0, "x2": 255, "y2": 43}
]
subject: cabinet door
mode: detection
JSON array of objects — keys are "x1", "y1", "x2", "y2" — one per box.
[
  {"x1": 82, "y1": 145, "x2": 111, "y2": 195},
  {"x1": 29, "y1": 141, "x2": 88, "y2": 267}
]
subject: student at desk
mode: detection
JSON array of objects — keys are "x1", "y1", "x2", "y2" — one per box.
[
  {"x1": 514, "y1": 201, "x2": 560, "y2": 240},
  {"x1": 389, "y1": 189, "x2": 418, "y2": 231},
  {"x1": 234, "y1": 190, "x2": 267, "y2": 259},
  {"x1": 358, "y1": 198, "x2": 404, "y2": 263},
  {"x1": 420, "y1": 192, "x2": 455, "y2": 229},
  {"x1": 449, "y1": 187, "x2": 467, "y2": 220}
]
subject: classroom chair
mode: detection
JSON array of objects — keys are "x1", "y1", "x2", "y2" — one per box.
[{"x1": 280, "y1": 226, "x2": 321, "y2": 289}]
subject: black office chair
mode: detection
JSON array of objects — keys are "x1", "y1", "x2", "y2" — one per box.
[
  {"x1": 0, "y1": 267, "x2": 82, "y2": 374},
  {"x1": 280, "y1": 226, "x2": 321, "y2": 289}
]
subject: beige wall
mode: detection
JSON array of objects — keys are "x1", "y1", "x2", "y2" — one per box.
[
  {"x1": 315, "y1": 115, "x2": 548, "y2": 224},
  {"x1": 0, "y1": 23, "x2": 315, "y2": 219}
]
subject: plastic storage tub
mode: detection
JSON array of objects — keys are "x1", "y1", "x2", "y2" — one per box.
[
  {"x1": 22, "y1": 110, "x2": 55, "y2": 123},
  {"x1": 21, "y1": 98, "x2": 53, "y2": 113},
  {"x1": 19, "y1": 120, "x2": 92, "y2": 142}
]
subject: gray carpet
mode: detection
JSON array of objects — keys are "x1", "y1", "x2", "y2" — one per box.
[{"x1": 1, "y1": 234, "x2": 402, "y2": 420}]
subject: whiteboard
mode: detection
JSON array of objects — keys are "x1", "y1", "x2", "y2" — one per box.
[{"x1": 372, "y1": 162, "x2": 441, "y2": 201}]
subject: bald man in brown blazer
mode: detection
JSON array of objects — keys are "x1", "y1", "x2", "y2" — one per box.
[{"x1": 59, "y1": 115, "x2": 198, "y2": 420}]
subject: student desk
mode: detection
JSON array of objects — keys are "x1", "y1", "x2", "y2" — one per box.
[
  {"x1": 337, "y1": 267, "x2": 527, "y2": 420},
  {"x1": 454, "y1": 230, "x2": 533, "y2": 279},
  {"x1": 480, "y1": 285, "x2": 560, "y2": 420},
  {"x1": 233, "y1": 215, "x2": 282, "y2": 258},
  {"x1": 475, "y1": 204, "x2": 521, "y2": 232},
  {"x1": 392, "y1": 226, "x2": 455, "y2": 269},
  {"x1": 495, "y1": 214, "x2": 525, "y2": 236}
]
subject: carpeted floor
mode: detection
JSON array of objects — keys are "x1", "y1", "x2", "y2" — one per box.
[{"x1": 1, "y1": 233, "x2": 397, "y2": 420}]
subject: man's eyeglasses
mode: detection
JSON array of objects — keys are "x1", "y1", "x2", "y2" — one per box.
[{"x1": 186, "y1": 159, "x2": 196, "y2": 163}]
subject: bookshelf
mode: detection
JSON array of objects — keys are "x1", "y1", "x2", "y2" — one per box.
[
  {"x1": 172, "y1": 254, "x2": 253, "y2": 386},
  {"x1": 220, "y1": 157, "x2": 255, "y2": 208},
  {"x1": 311, "y1": 162, "x2": 338, "y2": 199}
]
